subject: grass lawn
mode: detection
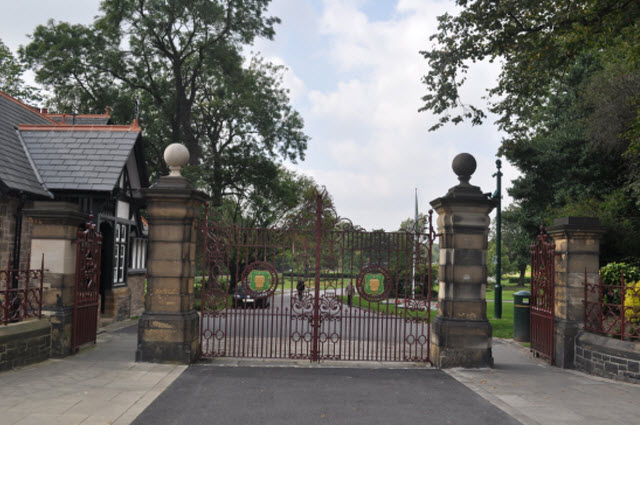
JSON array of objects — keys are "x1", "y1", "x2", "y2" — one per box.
[
  {"x1": 485, "y1": 284, "x2": 529, "y2": 301},
  {"x1": 486, "y1": 283, "x2": 529, "y2": 339},
  {"x1": 337, "y1": 295, "x2": 431, "y2": 320},
  {"x1": 486, "y1": 302, "x2": 515, "y2": 338}
]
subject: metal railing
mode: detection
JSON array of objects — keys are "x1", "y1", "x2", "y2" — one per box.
[
  {"x1": 584, "y1": 271, "x2": 640, "y2": 341},
  {"x1": 0, "y1": 254, "x2": 45, "y2": 326}
]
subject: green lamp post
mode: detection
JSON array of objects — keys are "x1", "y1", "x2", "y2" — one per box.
[{"x1": 493, "y1": 159, "x2": 502, "y2": 318}]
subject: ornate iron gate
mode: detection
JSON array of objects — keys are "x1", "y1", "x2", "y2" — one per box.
[
  {"x1": 530, "y1": 226, "x2": 555, "y2": 362},
  {"x1": 200, "y1": 189, "x2": 437, "y2": 363},
  {"x1": 72, "y1": 215, "x2": 102, "y2": 351}
]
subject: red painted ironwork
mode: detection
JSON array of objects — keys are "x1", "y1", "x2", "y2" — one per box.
[
  {"x1": 530, "y1": 226, "x2": 555, "y2": 362},
  {"x1": 72, "y1": 214, "x2": 102, "y2": 351},
  {"x1": 584, "y1": 270, "x2": 640, "y2": 340},
  {"x1": 200, "y1": 188, "x2": 438, "y2": 363},
  {"x1": 0, "y1": 252, "x2": 45, "y2": 325}
]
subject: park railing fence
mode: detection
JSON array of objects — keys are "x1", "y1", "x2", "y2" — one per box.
[
  {"x1": 0, "y1": 254, "x2": 45, "y2": 326},
  {"x1": 584, "y1": 271, "x2": 640, "y2": 341}
]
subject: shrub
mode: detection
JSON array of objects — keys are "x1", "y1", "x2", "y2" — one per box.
[
  {"x1": 600, "y1": 262, "x2": 640, "y2": 286},
  {"x1": 624, "y1": 280, "x2": 640, "y2": 323},
  {"x1": 600, "y1": 262, "x2": 640, "y2": 306}
]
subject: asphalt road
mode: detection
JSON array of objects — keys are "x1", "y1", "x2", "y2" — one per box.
[{"x1": 133, "y1": 365, "x2": 519, "y2": 425}]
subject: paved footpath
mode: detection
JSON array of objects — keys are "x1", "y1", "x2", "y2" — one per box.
[
  {"x1": 449, "y1": 339, "x2": 640, "y2": 424},
  {"x1": 0, "y1": 321, "x2": 185, "y2": 425},
  {"x1": 1, "y1": 321, "x2": 640, "y2": 424}
]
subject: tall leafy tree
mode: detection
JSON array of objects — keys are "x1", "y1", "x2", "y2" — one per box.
[
  {"x1": 190, "y1": 56, "x2": 307, "y2": 208},
  {"x1": 0, "y1": 38, "x2": 40, "y2": 102},
  {"x1": 21, "y1": 0, "x2": 309, "y2": 219},
  {"x1": 420, "y1": 0, "x2": 640, "y2": 137},
  {"x1": 23, "y1": 0, "x2": 278, "y2": 163},
  {"x1": 421, "y1": 1, "x2": 640, "y2": 262}
]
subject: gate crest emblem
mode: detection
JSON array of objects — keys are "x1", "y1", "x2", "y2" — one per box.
[
  {"x1": 356, "y1": 265, "x2": 392, "y2": 302},
  {"x1": 241, "y1": 261, "x2": 278, "y2": 297}
]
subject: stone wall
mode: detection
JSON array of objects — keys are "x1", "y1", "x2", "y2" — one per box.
[
  {"x1": 0, "y1": 318, "x2": 51, "y2": 372},
  {"x1": 127, "y1": 271, "x2": 145, "y2": 317},
  {"x1": 102, "y1": 286, "x2": 131, "y2": 324},
  {"x1": 575, "y1": 331, "x2": 640, "y2": 384}
]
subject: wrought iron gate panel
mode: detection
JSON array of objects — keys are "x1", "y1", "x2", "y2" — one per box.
[
  {"x1": 530, "y1": 226, "x2": 555, "y2": 362},
  {"x1": 200, "y1": 189, "x2": 437, "y2": 363},
  {"x1": 72, "y1": 215, "x2": 102, "y2": 351}
]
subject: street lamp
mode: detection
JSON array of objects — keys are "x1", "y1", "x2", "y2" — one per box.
[{"x1": 493, "y1": 159, "x2": 502, "y2": 319}]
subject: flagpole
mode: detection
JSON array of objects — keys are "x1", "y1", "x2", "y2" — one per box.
[{"x1": 412, "y1": 188, "x2": 418, "y2": 299}]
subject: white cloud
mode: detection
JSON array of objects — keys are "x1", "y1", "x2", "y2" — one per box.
[
  {"x1": 292, "y1": 0, "x2": 511, "y2": 230},
  {"x1": 264, "y1": 55, "x2": 307, "y2": 102}
]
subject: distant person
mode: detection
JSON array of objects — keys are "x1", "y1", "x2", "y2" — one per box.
[
  {"x1": 345, "y1": 282, "x2": 356, "y2": 307},
  {"x1": 296, "y1": 280, "x2": 305, "y2": 301}
]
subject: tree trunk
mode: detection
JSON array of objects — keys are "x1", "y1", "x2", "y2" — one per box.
[{"x1": 518, "y1": 267, "x2": 526, "y2": 286}]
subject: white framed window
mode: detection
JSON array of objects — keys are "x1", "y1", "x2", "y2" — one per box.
[
  {"x1": 129, "y1": 237, "x2": 147, "y2": 270},
  {"x1": 113, "y1": 223, "x2": 127, "y2": 284}
]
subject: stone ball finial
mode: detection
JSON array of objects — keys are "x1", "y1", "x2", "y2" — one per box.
[
  {"x1": 452, "y1": 153, "x2": 477, "y2": 185},
  {"x1": 164, "y1": 143, "x2": 190, "y2": 177}
]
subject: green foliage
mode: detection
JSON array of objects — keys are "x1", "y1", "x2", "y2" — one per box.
[
  {"x1": 421, "y1": 2, "x2": 640, "y2": 261},
  {"x1": 21, "y1": 0, "x2": 308, "y2": 224},
  {"x1": 600, "y1": 262, "x2": 640, "y2": 286},
  {"x1": 420, "y1": 0, "x2": 640, "y2": 136},
  {"x1": 0, "y1": 38, "x2": 41, "y2": 103},
  {"x1": 546, "y1": 190, "x2": 640, "y2": 264},
  {"x1": 624, "y1": 280, "x2": 640, "y2": 323},
  {"x1": 600, "y1": 262, "x2": 640, "y2": 307},
  {"x1": 488, "y1": 204, "x2": 530, "y2": 284},
  {"x1": 337, "y1": 296, "x2": 432, "y2": 321},
  {"x1": 395, "y1": 263, "x2": 438, "y2": 298}
]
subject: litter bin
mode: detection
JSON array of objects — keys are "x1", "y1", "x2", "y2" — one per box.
[{"x1": 513, "y1": 290, "x2": 531, "y2": 342}]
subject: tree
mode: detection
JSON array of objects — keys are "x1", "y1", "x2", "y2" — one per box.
[
  {"x1": 21, "y1": 0, "x2": 304, "y2": 181},
  {"x1": 22, "y1": 0, "x2": 309, "y2": 230},
  {"x1": 545, "y1": 189, "x2": 640, "y2": 265},
  {"x1": 189, "y1": 56, "x2": 307, "y2": 208},
  {"x1": 421, "y1": 2, "x2": 640, "y2": 264},
  {"x1": 501, "y1": 56, "x2": 623, "y2": 228},
  {"x1": 0, "y1": 38, "x2": 40, "y2": 102},
  {"x1": 501, "y1": 205, "x2": 531, "y2": 286},
  {"x1": 420, "y1": 0, "x2": 640, "y2": 137}
]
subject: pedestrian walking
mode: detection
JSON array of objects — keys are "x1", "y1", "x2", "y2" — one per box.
[
  {"x1": 345, "y1": 282, "x2": 355, "y2": 307},
  {"x1": 296, "y1": 280, "x2": 305, "y2": 301}
]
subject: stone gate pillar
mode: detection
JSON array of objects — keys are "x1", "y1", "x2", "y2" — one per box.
[
  {"x1": 430, "y1": 154, "x2": 496, "y2": 368},
  {"x1": 136, "y1": 144, "x2": 208, "y2": 364},
  {"x1": 24, "y1": 201, "x2": 86, "y2": 357},
  {"x1": 547, "y1": 217, "x2": 604, "y2": 368}
]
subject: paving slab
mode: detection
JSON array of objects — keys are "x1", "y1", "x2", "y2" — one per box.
[
  {"x1": 446, "y1": 338, "x2": 640, "y2": 424},
  {"x1": 0, "y1": 321, "x2": 186, "y2": 425},
  {"x1": 3, "y1": 319, "x2": 640, "y2": 425}
]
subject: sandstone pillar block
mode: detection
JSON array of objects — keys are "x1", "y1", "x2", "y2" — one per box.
[
  {"x1": 547, "y1": 217, "x2": 604, "y2": 368},
  {"x1": 430, "y1": 154, "x2": 496, "y2": 368},
  {"x1": 136, "y1": 144, "x2": 208, "y2": 364},
  {"x1": 23, "y1": 201, "x2": 86, "y2": 357}
]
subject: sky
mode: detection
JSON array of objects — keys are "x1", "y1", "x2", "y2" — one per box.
[{"x1": 1, "y1": 0, "x2": 521, "y2": 231}]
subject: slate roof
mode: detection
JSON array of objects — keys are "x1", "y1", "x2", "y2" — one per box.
[
  {"x1": 47, "y1": 113, "x2": 111, "y2": 126},
  {"x1": 0, "y1": 92, "x2": 55, "y2": 197},
  {"x1": 1, "y1": 91, "x2": 142, "y2": 196},
  {"x1": 19, "y1": 125, "x2": 141, "y2": 191}
]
